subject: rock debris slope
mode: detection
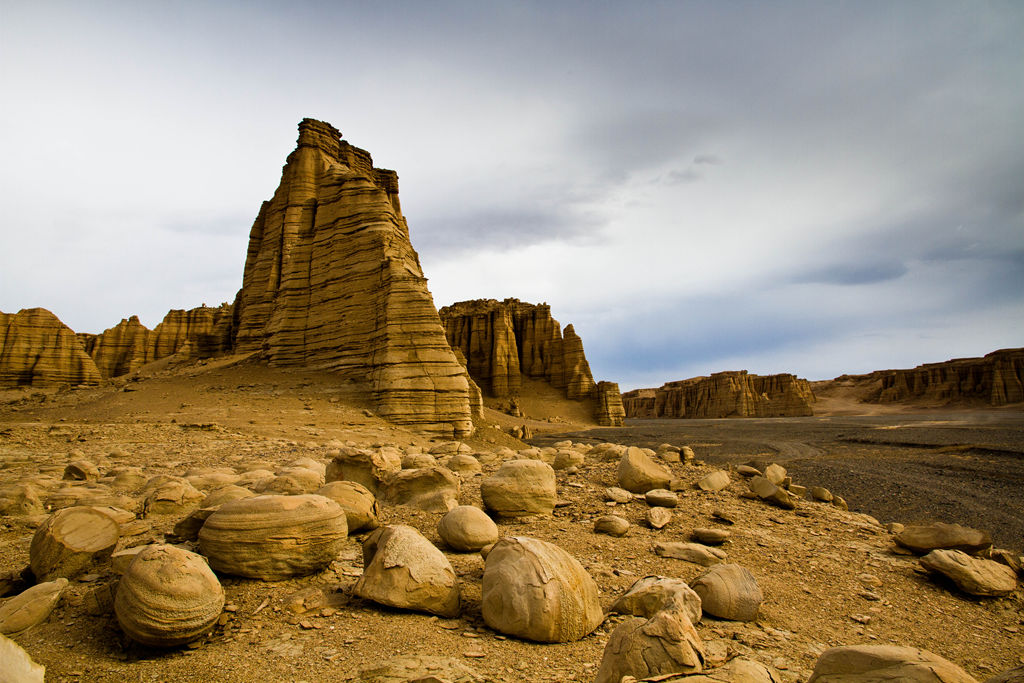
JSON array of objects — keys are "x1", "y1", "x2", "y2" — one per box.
[
  {"x1": 622, "y1": 371, "x2": 815, "y2": 419},
  {"x1": 0, "y1": 308, "x2": 101, "y2": 387},
  {"x1": 439, "y1": 298, "x2": 625, "y2": 425},
  {"x1": 230, "y1": 119, "x2": 475, "y2": 437}
]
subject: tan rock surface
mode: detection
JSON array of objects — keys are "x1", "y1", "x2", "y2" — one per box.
[
  {"x1": 232, "y1": 119, "x2": 474, "y2": 437},
  {"x1": 354, "y1": 525, "x2": 460, "y2": 617},
  {"x1": 807, "y1": 644, "x2": 979, "y2": 682},
  {"x1": 0, "y1": 308, "x2": 101, "y2": 388},
  {"x1": 480, "y1": 459, "x2": 556, "y2": 518},
  {"x1": 594, "y1": 607, "x2": 705, "y2": 682},
  {"x1": 0, "y1": 578, "x2": 67, "y2": 635},
  {"x1": 29, "y1": 506, "x2": 119, "y2": 581},
  {"x1": 623, "y1": 370, "x2": 815, "y2": 418},
  {"x1": 691, "y1": 564, "x2": 763, "y2": 622},
  {"x1": 0, "y1": 632, "x2": 45, "y2": 682},
  {"x1": 481, "y1": 536, "x2": 603, "y2": 643},
  {"x1": 198, "y1": 494, "x2": 348, "y2": 580},
  {"x1": 609, "y1": 575, "x2": 703, "y2": 625},
  {"x1": 919, "y1": 549, "x2": 1017, "y2": 597},
  {"x1": 114, "y1": 544, "x2": 225, "y2": 647}
]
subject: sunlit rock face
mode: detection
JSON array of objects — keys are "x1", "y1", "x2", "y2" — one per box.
[
  {"x1": 439, "y1": 298, "x2": 625, "y2": 426},
  {"x1": 0, "y1": 308, "x2": 102, "y2": 387},
  {"x1": 232, "y1": 119, "x2": 474, "y2": 437},
  {"x1": 623, "y1": 371, "x2": 815, "y2": 419},
  {"x1": 83, "y1": 305, "x2": 234, "y2": 378}
]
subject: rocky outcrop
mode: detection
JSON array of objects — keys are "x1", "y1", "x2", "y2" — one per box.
[
  {"x1": 852, "y1": 348, "x2": 1024, "y2": 407},
  {"x1": 623, "y1": 371, "x2": 815, "y2": 419},
  {"x1": 438, "y1": 298, "x2": 623, "y2": 425},
  {"x1": 0, "y1": 308, "x2": 102, "y2": 387},
  {"x1": 83, "y1": 305, "x2": 234, "y2": 379},
  {"x1": 231, "y1": 119, "x2": 474, "y2": 437}
]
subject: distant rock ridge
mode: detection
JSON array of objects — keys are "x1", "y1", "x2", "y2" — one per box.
[
  {"x1": 230, "y1": 118, "x2": 475, "y2": 437},
  {"x1": 0, "y1": 308, "x2": 101, "y2": 387},
  {"x1": 837, "y1": 348, "x2": 1024, "y2": 407},
  {"x1": 438, "y1": 298, "x2": 625, "y2": 426},
  {"x1": 80, "y1": 304, "x2": 235, "y2": 378},
  {"x1": 623, "y1": 371, "x2": 815, "y2": 419}
]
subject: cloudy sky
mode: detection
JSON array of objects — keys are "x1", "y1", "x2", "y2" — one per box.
[{"x1": 2, "y1": 1, "x2": 1022, "y2": 390}]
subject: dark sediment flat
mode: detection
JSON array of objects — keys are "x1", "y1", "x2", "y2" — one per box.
[{"x1": 529, "y1": 410, "x2": 1024, "y2": 552}]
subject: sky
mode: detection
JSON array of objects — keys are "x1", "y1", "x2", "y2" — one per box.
[{"x1": 2, "y1": 1, "x2": 1022, "y2": 390}]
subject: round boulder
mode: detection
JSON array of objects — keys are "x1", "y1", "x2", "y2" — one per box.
[
  {"x1": 618, "y1": 447, "x2": 672, "y2": 493},
  {"x1": 807, "y1": 644, "x2": 977, "y2": 682},
  {"x1": 690, "y1": 563, "x2": 762, "y2": 622},
  {"x1": 481, "y1": 536, "x2": 602, "y2": 643},
  {"x1": 354, "y1": 525, "x2": 460, "y2": 617},
  {"x1": 481, "y1": 460, "x2": 556, "y2": 518},
  {"x1": 198, "y1": 494, "x2": 348, "y2": 580},
  {"x1": 437, "y1": 506, "x2": 499, "y2": 552},
  {"x1": 114, "y1": 544, "x2": 224, "y2": 647},
  {"x1": 317, "y1": 480, "x2": 381, "y2": 533}
]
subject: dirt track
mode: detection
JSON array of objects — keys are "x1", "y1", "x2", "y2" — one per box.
[{"x1": 531, "y1": 411, "x2": 1024, "y2": 552}]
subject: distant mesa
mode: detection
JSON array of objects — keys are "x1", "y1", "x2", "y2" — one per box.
[
  {"x1": 622, "y1": 371, "x2": 815, "y2": 419},
  {"x1": 823, "y1": 347, "x2": 1024, "y2": 408},
  {"x1": 439, "y1": 298, "x2": 625, "y2": 426}
]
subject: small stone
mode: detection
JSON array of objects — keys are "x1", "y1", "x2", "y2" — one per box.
[
  {"x1": 654, "y1": 542, "x2": 726, "y2": 566},
  {"x1": 595, "y1": 515, "x2": 630, "y2": 537},
  {"x1": 644, "y1": 489, "x2": 678, "y2": 508},
  {"x1": 698, "y1": 470, "x2": 730, "y2": 492},
  {"x1": 810, "y1": 487, "x2": 834, "y2": 503},
  {"x1": 691, "y1": 528, "x2": 731, "y2": 545},
  {"x1": 764, "y1": 464, "x2": 786, "y2": 485},
  {"x1": 604, "y1": 487, "x2": 633, "y2": 504},
  {"x1": 646, "y1": 507, "x2": 672, "y2": 530}
]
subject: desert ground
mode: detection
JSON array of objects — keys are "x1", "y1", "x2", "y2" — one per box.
[{"x1": 1, "y1": 355, "x2": 1022, "y2": 681}]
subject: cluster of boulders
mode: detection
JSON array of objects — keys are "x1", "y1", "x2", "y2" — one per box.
[{"x1": 1, "y1": 436, "x2": 1022, "y2": 683}]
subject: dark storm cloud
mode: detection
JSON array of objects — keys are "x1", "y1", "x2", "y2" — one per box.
[{"x1": 415, "y1": 205, "x2": 605, "y2": 255}]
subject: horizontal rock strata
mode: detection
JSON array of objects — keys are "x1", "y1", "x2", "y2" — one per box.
[
  {"x1": 0, "y1": 308, "x2": 101, "y2": 387},
  {"x1": 622, "y1": 371, "x2": 815, "y2": 419},
  {"x1": 82, "y1": 304, "x2": 234, "y2": 378},
  {"x1": 839, "y1": 348, "x2": 1024, "y2": 407},
  {"x1": 231, "y1": 118, "x2": 474, "y2": 437},
  {"x1": 439, "y1": 298, "x2": 624, "y2": 425}
]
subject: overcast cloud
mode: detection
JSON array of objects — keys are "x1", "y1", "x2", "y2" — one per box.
[{"x1": 1, "y1": 1, "x2": 1021, "y2": 390}]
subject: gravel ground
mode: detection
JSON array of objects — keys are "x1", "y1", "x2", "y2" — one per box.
[{"x1": 530, "y1": 412, "x2": 1024, "y2": 552}]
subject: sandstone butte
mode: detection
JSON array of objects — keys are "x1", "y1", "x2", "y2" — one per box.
[
  {"x1": 622, "y1": 371, "x2": 815, "y2": 419},
  {"x1": 0, "y1": 119, "x2": 485, "y2": 438},
  {"x1": 438, "y1": 298, "x2": 625, "y2": 426},
  {"x1": 832, "y1": 347, "x2": 1024, "y2": 407},
  {"x1": 0, "y1": 309, "x2": 101, "y2": 387}
]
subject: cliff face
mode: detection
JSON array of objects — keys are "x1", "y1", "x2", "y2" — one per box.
[
  {"x1": 84, "y1": 304, "x2": 234, "y2": 379},
  {"x1": 623, "y1": 371, "x2": 815, "y2": 419},
  {"x1": 232, "y1": 119, "x2": 474, "y2": 437},
  {"x1": 438, "y1": 299, "x2": 598, "y2": 398},
  {"x1": 438, "y1": 298, "x2": 623, "y2": 426},
  {"x1": 854, "y1": 348, "x2": 1024, "y2": 407},
  {"x1": 0, "y1": 308, "x2": 102, "y2": 387}
]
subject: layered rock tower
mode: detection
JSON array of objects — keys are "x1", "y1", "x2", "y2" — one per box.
[
  {"x1": 439, "y1": 299, "x2": 625, "y2": 426},
  {"x1": 623, "y1": 371, "x2": 815, "y2": 419},
  {"x1": 0, "y1": 309, "x2": 101, "y2": 387},
  {"x1": 231, "y1": 119, "x2": 475, "y2": 437}
]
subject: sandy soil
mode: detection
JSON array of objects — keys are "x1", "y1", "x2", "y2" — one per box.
[{"x1": 1, "y1": 358, "x2": 1022, "y2": 682}]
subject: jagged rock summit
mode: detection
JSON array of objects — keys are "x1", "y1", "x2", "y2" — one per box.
[
  {"x1": 438, "y1": 298, "x2": 625, "y2": 426},
  {"x1": 230, "y1": 118, "x2": 475, "y2": 437},
  {"x1": 623, "y1": 371, "x2": 815, "y2": 419}
]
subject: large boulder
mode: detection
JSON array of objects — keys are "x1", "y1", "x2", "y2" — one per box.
[
  {"x1": 114, "y1": 544, "x2": 224, "y2": 647},
  {"x1": 325, "y1": 447, "x2": 402, "y2": 496},
  {"x1": 609, "y1": 575, "x2": 702, "y2": 625},
  {"x1": 0, "y1": 578, "x2": 68, "y2": 635},
  {"x1": 617, "y1": 447, "x2": 672, "y2": 493},
  {"x1": 895, "y1": 523, "x2": 992, "y2": 555},
  {"x1": 481, "y1": 536, "x2": 602, "y2": 643},
  {"x1": 354, "y1": 525, "x2": 460, "y2": 617},
  {"x1": 0, "y1": 632, "x2": 45, "y2": 682},
  {"x1": 198, "y1": 494, "x2": 348, "y2": 580},
  {"x1": 480, "y1": 460, "x2": 556, "y2": 518},
  {"x1": 437, "y1": 506, "x2": 499, "y2": 552},
  {"x1": 30, "y1": 506, "x2": 120, "y2": 581},
  {"x1": 807, "y1": 644, "x2": 978, "y2": 682},
  {"x1": 380, "y1": 467, "x2": 460, "y2": 512},
  {"x1": 920, "y1": 549, "x2": 1017, "y2": 597},
  {"x1": 594, "y1": 607, "x2": 705, "y2": 683},
  {"x1": 317, "y1": 480, "x2": 381, "y2": 533},
  {"x1": 690, "y1": 564, "x2": 762, "y2": 622}
]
